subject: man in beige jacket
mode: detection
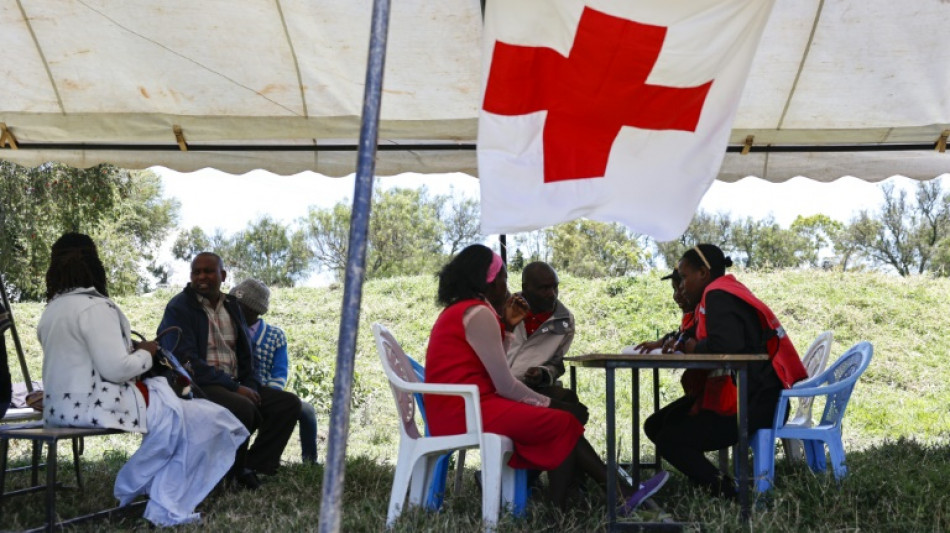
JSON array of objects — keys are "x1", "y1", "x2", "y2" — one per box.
[{"x1": 506, "y1": 262, "x2": 576, "y2": 399}]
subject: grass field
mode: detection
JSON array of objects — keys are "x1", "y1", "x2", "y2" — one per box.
[{"x1": 3, "y1": 270, "x2": 949, "y2": 531}]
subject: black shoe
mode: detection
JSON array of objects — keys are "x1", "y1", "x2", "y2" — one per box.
[{"x1": 236, "y1": 468, "x2": 262, "y2": 491}]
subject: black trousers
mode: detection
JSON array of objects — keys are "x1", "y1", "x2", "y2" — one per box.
[
  {"x1": 203, "y1": 385, "x2": 301, "y2": 475},
  {"x1": 644, "y1": 395, "x2": 737, "y2": 494}
]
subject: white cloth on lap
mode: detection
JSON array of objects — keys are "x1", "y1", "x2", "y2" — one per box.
[{"x1": 114, "y1": 377, "x2": 249, "y2": 526}]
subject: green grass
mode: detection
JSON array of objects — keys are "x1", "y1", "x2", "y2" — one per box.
[{"x1": 4, "y1": 269, "x2": 950, "y2": 531}]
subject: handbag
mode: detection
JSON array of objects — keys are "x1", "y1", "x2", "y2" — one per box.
[{"x1": 134, "y1": 327, "x2": 204, "y2": 399}]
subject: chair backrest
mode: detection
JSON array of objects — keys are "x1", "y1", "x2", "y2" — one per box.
[
  {"x1": 790, "y1": 331, "x2": 834, "y2": 423},
  {"x1": 373, "y1": 323, "x2": 423, "y2": 440},
  {"x1": 812, "y1": 341, "x2": 873, "y2": 428}
]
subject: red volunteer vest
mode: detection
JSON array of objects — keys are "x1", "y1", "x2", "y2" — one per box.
[{"x1": 689, "y1": 275, "x2": 808, "y2": 416}]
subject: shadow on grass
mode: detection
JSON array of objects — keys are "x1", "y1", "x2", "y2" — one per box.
[{"x1": 1, "y1": 438, "x2": 948, "y2": 532}]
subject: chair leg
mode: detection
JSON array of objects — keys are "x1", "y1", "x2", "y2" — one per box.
[
  {"x1": 804, "y1": 440, "x2": 827, "y2": 473},
  {"x1": 825, "y1": 438, "x2": 848, "y2": 481},
  {"x1": 45, "y1": 439, "x2": 57, "y2": 533},
  {"x1": 782, "y1": 438, "x2": 805, "y2": 462},
  {"x1": 1, "y1": 438, "x2": 8, "y2": 502},
  {"x1": 387, "y1": 446, "x2": 416, "y2": 528},
  {"x1": 454, "y1": 449, "x2": 466, "y2": 494},
  {"x1": 717, "y1": 447, "x2": 730, "y2": 474},
  {"x1": 408, "y1": 454, "x2": 434, "y2": 508},
  {"x1": 480, "y1": 437, "x2": 505, "y2": 529},
  {"x1": 425, "y1": 452, "x2": 452, "y2": 511},
  {"x1": 751, "y1": 431, "x2": 774, "y2": 493},
  {"x1": 31, "y1": 441, "x2": 42, "y2": 486},
  {"x1": 71, "y1": 438, "x2": 83, "y2": 490}
]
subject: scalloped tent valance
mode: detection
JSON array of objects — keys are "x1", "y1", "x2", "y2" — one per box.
[{"x1": 1, "y1": 0, "x2": 948, "y2": 181}]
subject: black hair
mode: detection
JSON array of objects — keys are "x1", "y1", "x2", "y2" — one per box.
[
  {"x1": 45, "y1": 233, "x2": 108, "y2": 301},
  {"x1": 680, "y1": 243, "x2": 733, "y2": 279},
  {"x1": 192, "y1": 251, "x2": 224, "y2": 270},
  {"x1": 436, "y1": 244, "x2": 494, "y2": 307}
]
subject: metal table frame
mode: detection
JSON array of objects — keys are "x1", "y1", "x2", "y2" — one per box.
[{"x1": 567, "y1": 353, "x2": 768, "y2": 531}]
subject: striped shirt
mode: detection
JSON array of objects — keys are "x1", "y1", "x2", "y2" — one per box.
[{"x1": 196, "y1": 293, "x2": 238, "y2": 378}]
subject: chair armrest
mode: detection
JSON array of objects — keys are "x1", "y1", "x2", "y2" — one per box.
[
  {"x1": 781, "y1": 379, "x2": 855, "y2": 399},
  {"x1": 393, "y1": 381, "x2": 483, "y2": 435}
]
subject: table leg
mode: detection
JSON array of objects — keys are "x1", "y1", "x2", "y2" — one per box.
[
  {"x1": 632, "y1": 367, "x2": 640, "y2": 488},
  {"x1": 736, "y1": 366, "x2": 750, "y2": 521},
  {"x1": 606, "y1": 366, "x2": 617, "y2": 528},
  {"x1": 652, "y1": 368, "x2": 661, "y2": 470}
]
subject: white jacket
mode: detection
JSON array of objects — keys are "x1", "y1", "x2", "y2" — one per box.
[
  {"x1": 38, "y1": 288, "x2": 151, "y2": 433},
  {"x1": 506, "y1": 300, "x2": 575, "y2": 386}
]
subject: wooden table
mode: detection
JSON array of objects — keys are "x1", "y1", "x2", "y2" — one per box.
[{"x1": 565, "y1": 353, "x2": 769, "y2": 531}]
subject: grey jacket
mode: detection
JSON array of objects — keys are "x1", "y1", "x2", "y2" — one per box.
[{"x1": 506, "y1": 300, "x2": 575, "y2": 387}]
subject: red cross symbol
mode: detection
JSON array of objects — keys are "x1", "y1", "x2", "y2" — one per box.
[{"x1": 483, "y1": 7, "x2": 713, "y2": 183}]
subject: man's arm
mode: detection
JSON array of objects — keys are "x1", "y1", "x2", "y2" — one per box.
[{"x1": 158, "y1": 298, "x2": 241, "y2": 391}]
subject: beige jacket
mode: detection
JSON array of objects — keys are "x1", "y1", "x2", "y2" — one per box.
[{"x1": 506, "y1": 300, "x2": 574, "y2": 386}]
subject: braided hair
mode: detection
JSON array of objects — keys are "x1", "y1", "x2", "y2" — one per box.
[
  {"x1": 679, "y1": 243, "x2": 733, "y2": 280},
  {"x1": 45, "y1": 233, "x2": 108, "y2": 301}
]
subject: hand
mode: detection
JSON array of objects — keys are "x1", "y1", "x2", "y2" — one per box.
[
  {"x1": 134, "y1": 340, "x2": 160, "y2": 357},
  {"x1": 524, "y1": 367, "x2": 545, "y2": 387},
  {"x1": 549, "y1": 398, "x2": 589, "y2": 425},
  {"x1": 634, "y1": 340, "x2": 662, "y2": 354},
  {"x1": 503, "y1": 293, "x2": 530, "y2": 330},
  {"x1": 236, "y1": 385, "x2": 261, "y2": 405},
  {"x1": 677, "y1": 338, "x2": 697, "y2": 354}
]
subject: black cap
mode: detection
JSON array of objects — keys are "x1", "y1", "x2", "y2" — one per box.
[{"x1": 660, "y1": 270, "x2": 681, "y2": 282}]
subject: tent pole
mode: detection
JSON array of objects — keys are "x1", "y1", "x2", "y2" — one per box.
[
  {"x1": 317, "y1": 0, "x2": 391, "y2": 530},
  {"x1": 0, "y1": 274, "x2": 33, "y2": 392}
]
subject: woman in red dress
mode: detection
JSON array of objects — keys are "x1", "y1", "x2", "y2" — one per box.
[{"x1": 424, "y1": 244, "x2": 664, "y2": 511}]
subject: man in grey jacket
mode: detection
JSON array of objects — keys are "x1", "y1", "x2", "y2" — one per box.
[{"x1": 507, "y1": 262, "x2": 576, "y2": 398}]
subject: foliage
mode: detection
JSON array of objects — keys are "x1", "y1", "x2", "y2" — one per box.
[
  {"x1": 302, "y1": 187, "x2": 482, "y2": 281},
  {"x1": 731, "y1": 215, "x2": 809, "y2": 269},
  {"x1": 790, "y1": 214, "x2": 845, "y2": 268},
  {"x1": 4, "y1": 270, "x2": 950, "y2": 531},
  {"x1": 0, "y1": 162, "x2": 179, "y2": 300},
  {"x1": 544, "y1": 220, "x2": 646, "y2": 277},
  {"x1": 845, "y1": 181, "x2": 950, "y2": 276},
  {"x1": 655, "y1": 210, "x2": 733, "y2": 268}
]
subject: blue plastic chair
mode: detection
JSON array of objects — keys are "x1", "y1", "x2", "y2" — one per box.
[
  {"x1": 406, "y1": 357, "x2": 528, "y2": 516},
  {"x1": 750, "y1": 341, "x2": 873, "y2": 491}
]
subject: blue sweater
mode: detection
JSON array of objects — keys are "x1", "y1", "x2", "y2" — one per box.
[{"x1": 249, "y1": 320, "x2": 289, "y2": 390}]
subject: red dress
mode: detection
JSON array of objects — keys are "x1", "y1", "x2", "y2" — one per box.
[{"x1": 424, "y1": 299, "x2": 583, "y2": 470}]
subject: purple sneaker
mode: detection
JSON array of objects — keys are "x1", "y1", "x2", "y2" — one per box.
[{"x1": 620, "y1": 471, "x2": 669, "y2": 516}]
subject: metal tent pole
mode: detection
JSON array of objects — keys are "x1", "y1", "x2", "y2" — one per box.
[
  {"x1": 0, "y1": 274, "x2": 33, "y2": 391},
  {"x1": 317, "y1": 0, "x2": 391, "y2": 530}
]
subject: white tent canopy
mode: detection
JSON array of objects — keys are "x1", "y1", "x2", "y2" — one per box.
[{"x1": 1, "y1": 0, "x2": 948, "y2": 181}]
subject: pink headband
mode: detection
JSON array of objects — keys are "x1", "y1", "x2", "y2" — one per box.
[{"x1": 486, "y1": 252, "x2": 504, "y2": 283}]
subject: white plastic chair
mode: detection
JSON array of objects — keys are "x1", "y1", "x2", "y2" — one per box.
[
  {"x1": 373, "y1": 323, "x2": 520, "y2": 530},
  {"x1": 782, "y1": 331, "x2": 833, "y2": 461}
]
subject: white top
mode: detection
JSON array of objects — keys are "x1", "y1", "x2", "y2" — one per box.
[{"x1": 38, "y1": 287, "x2": 152, "y2": 432}]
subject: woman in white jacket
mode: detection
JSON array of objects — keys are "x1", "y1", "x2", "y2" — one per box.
[{"x1": 38, "y1": 233, "x2": 249, "y2": 526}]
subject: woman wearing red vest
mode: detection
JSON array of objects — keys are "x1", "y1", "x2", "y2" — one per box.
[
  {"x1": 644, "y1": 244, "x2": 807, "y2": 499},
  {"x1": 424, "y1": 244, "x2": 668, "y2": 512}
]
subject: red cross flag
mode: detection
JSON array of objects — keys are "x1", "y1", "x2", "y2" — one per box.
[{"x1": 478, "y1": 0, "x2": 776, "y2": 240}]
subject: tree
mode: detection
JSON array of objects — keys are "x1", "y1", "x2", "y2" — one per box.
[
  {"x1": 731, "y1": 215, "x2": 807, "y2": 269},
  {"x1": 229, "y1": 216, "x2": 313, "y2": 287},
  {"x1": 790, "y1": 214, "x2": 844, "y2": 268},
  {"x1": 303, "y1": 203, "x2": 352, "y2": 278},
  {"x1": 545, "y1": 220, "x2": 645, "y2": 278},
  {"x1": 436, "y1": 194, "x2": 481, "y2": 256},
  {"x1": 0, "y1": 162, "x2": 179, "y2": 300},
  {"x1": 844, "y1": 182, "x2": 950, "y2": 276},
  {"x1": 367, "y1": 188, "x2": 444, "y2": 277},
  {"x1": 655, "y1": 210, "x2": 733, "y2": 268}
]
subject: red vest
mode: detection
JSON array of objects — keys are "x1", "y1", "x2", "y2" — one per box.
[{"x1": 689, "y1": 275, "x2": 808, "y2": 416}]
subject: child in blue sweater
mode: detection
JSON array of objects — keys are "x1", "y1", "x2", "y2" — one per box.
[{"x1": 233, "y1": 279, "x2": 319, "y2": 464}]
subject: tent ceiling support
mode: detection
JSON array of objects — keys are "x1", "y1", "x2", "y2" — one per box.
[
  {"x1": 0, "y1": 123, "x2": 18, "y2": 149},
  {"x1": 937, "y1": 130, "x2": 948, "y2": 153},
  {"x1": 741, "y1": 135, "x2": 754, "y2": 155},
  {"x1": 173, "y1": 125, "x2": 188, "y2": 152}
]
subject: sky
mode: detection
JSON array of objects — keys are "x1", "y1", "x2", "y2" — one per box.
[{"x1": 155, "y1": 167, "x2": 946, "y2": 286}]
